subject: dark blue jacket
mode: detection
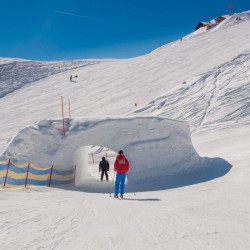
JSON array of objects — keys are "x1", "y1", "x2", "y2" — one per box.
[{"x1": 99, "y1": 160, "x2": 109, "y2": 172}]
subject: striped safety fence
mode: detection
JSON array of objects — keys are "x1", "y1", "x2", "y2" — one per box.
[{"x1": 0, "y1": 159, "x2": 75, "y2": 188}]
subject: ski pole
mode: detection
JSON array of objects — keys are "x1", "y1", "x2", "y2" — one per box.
[{"x1": 125, "y1": 173, "x2": 128, "y2": 185}]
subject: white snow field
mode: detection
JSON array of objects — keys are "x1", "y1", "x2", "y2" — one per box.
[{"x1": 0, "y1": 11, "x2": 250, "y2": 249}]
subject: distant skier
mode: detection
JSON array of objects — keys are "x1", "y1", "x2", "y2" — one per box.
[
  {"x1": 70, "y1": 75, "x2": 73, "y2": 82},
  {"x1": 114, "y1": 150, "x2": 130, "y2": 198},
  {"x1": 99, "y1": 156, "x2": 110, "y2": 181}
]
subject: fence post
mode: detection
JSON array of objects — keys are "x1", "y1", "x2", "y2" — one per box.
[
  {"x1": 48, "y1": 165, "x2": 53, "y2": 187},
  {"x1": 92, "y1": 154, "x2": 94, "y2": 165},
  {"x1": 74, "y1": 165, "x2": 76, "y2": 186},
  {"x1": 24, "y1": 163, "x2": 30, "y2": 188},
  {"x1": 3, "y1": 159, "x2": 10, "y2": 188}
]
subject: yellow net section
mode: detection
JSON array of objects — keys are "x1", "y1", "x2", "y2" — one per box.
[
  {"x1": 7, "y1": 170, "x2": 27, "y2": 180},
  {"x1": 4, "y1": 183, "x2": 24, "y2": 188},
  {"x1": 29, "y1": 163, "x2": 51, "y2": 171},
  {"x1": 0, "y1": 169, "x2": 7, "y2": 178},
  {"x1": 28, "y1": 172, "x2": 50, "y2": 181},
  {"x1": 0, "y1": 159, "x2": 9, "y2": 164}
]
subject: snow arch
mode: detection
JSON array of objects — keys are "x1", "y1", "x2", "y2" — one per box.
[{"x1": 1, "y1": 116, "x2": 201, "y2": 185}]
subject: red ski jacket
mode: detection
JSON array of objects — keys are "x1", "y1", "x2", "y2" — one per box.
[{"x1": 114, "y1": 155, "x2": 130, "y2": 174}]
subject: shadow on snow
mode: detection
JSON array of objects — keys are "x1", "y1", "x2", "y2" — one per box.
[{"x1": 65, "y1": 156, "x2": 232, "y2": 194}]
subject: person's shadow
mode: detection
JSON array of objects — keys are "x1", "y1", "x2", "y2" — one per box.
[{"x1": 121, "y1": 198, "x2": 161, "y2": 201}]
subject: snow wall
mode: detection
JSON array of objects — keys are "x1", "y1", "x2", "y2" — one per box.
[{"x1": 0, "y1": 116, "x2": 205, "y2": 186}]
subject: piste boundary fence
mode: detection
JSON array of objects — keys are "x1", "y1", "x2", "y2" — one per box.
[{"x1": 0, "y1": 159, "x2": 76, "y2": 188}]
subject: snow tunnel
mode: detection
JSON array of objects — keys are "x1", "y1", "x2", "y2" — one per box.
[
  {"x1": 73, "y1": 146, "x2": 117, "y2": 185},
  {"x1": 0, "y1": 116, "x2": 202, "y2": 186}
]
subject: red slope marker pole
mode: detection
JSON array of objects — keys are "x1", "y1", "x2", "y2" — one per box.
[
  {"x1": 229, "y1": 1, "x2": 232, "y2": 14},
  {"x1": 61, "y1": 96, "x2": 66, "y2": 136}
]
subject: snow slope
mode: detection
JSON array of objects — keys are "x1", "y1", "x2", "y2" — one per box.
[
  {"x1": 0, "y1": 11, "x2": 250, "y2": 250},
  {"x1": 132, "y1": 52, "x2": 250, "y2": 132},
  {"x1": 0, "y1": 58, "x2": 102, "y2": 98}
]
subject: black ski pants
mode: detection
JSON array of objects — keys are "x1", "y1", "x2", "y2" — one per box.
[{"x1": 101, "y1": 170, "x2": 108, "y2": 181}]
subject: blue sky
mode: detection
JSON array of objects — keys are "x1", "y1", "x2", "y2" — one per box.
[{"x1": 0, "y1": 0, "x2": 249, "y2": 61}]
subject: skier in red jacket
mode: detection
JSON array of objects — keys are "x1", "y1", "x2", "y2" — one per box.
[{"x1": 114, "y1": 150, "x2": 130, "y2": 198}]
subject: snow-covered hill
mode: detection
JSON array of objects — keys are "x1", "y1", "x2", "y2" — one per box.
[
  {"x1": 0, "y1": 11, "x2": 250, "y2": 250},
  {"x1": 0, "y1": 58, "x2": 102, "y2": 98}
]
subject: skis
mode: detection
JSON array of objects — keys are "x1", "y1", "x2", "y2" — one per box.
[
  {"x1": 111, "y1": 194, "x2": 124, "y2": 200},
  {"x1": 114, "y1": 197, "x2": 124, "y2": 200},
  {"x1": 109, "y1": 193, "x2": 136, "y2": 199}
]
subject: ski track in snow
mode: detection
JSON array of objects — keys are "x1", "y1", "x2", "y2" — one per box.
[
  {"x1": 1, "y1": 173, "x2": 250, "y2": 250},
  {"x1": 131, "y1": 53, "x2": 250, "y2": 133}
]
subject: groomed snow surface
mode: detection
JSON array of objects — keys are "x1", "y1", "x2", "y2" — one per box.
[{"x1": 0, "y1": 11, "x2": 250, "y2": 249}]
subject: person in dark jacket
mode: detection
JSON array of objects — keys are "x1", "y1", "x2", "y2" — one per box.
[
  {"x1": 99, "y1": 156, "x2": 109, "y2": 181},
  {"x1": 114, "y1": 150, "x2": 130, "y2": 198}
]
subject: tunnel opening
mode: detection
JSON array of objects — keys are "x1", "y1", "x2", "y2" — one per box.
[{"x1": 73, "y1": 145, "x2": 117, "y2": 186}]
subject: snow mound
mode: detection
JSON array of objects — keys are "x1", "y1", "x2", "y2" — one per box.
[{"x1": 0, "y1": 116, "x2": 231, "y2": 191}]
